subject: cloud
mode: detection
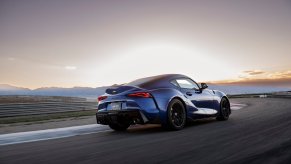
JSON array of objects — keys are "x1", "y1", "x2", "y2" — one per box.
[
  {"x1": 214, "y1": 69, "x2": 291, "y2": 88},
  {"x1": 243, "y1": 70, "x2": 265, "y2": 75},
  {"x1": 227, "y1": 77, "x2": 291, "y2": 87},
  {"x1": 268, "y1": 70, "x2": 291, "y2": 78},
  {"x1": 65, "y1": 66, "x2": 77, "y2": 70},
  {"x1": 237, "y1": 70, "x2": 266, "y2": 80}
]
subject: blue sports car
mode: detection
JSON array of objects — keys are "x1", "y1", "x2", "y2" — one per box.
[{"x1": 96, "y1": 74, "x2": 231, "y2": 131}]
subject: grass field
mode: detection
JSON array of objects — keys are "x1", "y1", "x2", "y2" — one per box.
[
  {"x1": 0, "y1": 110, "x2": 96, "y2": 124},
  {"x1": 0, "y1": 95, "x2": 96, "y2": 124},
  {"x1": 0, "y1": 95, "x2": 87, "y2": 103}
]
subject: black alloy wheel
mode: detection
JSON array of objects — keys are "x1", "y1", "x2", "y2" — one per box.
[
  {"x1": 166, "y1": 99, "x2": 186, "y2": 130},
  {"x1": 217, "y1": 97, "x2": 230, "y2": 121}
]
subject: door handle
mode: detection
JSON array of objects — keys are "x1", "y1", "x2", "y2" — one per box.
[
  {"x1": 195, "y1": 89, "x2": 202, "y2": 93},
  {"x1": 186, "y1": 92, "x2": 192, "y2": 96}
]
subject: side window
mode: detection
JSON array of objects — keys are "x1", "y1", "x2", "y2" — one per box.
[
  {"x1": 170, "y1": 80, "x2": 179, "y2": 87},
  {"x1": 176, "y1": 78, "x2": 200, "y2": 90}
]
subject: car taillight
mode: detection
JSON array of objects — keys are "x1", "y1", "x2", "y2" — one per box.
[
  {"x1": 98, "y1": 96, "x2": 107, "y2": 102},
  {"x1": 127, "y1": 92, "x2": 152, "y2": 98}
]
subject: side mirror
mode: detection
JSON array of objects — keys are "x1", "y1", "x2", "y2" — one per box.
[{"x1": 201, "y1": 83, "x2": 208, "y2": 90}]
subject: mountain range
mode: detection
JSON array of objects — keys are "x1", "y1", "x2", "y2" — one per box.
[
  {"x1": 0, "y1": 84, "x2": 107, "y2": 98},
  {"x1": 0, "y1": 84, "x2": 290, "y2": 98}
]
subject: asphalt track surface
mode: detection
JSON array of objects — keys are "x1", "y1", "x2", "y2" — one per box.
[{"x1": 1, "y1": 98, "x2": 291, "y2": 164}]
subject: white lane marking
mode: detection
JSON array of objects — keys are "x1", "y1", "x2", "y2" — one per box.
[
  {"x1": 230, "y1": 103, "x2": 247, "y2": 110},
  {"x1": 0, "y1": 124, "x2": 110, "y2": 146},
  {"x1": 193, "y1": 108, "x2": 218, "y2": 115}
]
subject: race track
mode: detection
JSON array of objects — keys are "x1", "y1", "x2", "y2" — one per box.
[{"x1": 1, "y1": 98, "x2": 291, "y2": 164}]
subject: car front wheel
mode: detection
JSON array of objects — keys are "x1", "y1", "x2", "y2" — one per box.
[{"x1": 216, "y1": 97, "x2": 230, "y2": 121}]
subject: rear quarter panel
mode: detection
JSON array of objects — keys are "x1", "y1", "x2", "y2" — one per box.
[{"x1": 149, "y1": 88, "x2": 198, "y2": 124}]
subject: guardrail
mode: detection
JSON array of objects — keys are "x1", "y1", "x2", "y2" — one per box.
[
  {"x1": 228, "y1": 94, "x2": 291, "y2": 98},
  {"x1": 0, "y1": 100, "x2": 98, "y2": 118}
]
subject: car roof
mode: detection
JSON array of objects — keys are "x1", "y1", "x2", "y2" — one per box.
[
  {"x1": 127, "y1": 74, "x2": 190, "y2": 89},
  {"x1": 156, "y1": 74, "x2": 188, "y2": 80}
]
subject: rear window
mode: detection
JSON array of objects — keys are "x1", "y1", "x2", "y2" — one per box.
[
  {"x1": 127, "y1": 75, "x2": 172, "y2": 89},
  {"x1": 127, "y1": 76, "x2": 157, "y2": 87}
]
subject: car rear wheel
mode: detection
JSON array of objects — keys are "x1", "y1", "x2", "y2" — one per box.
[
  {"x1": 109, "y1": 122, "x2": 130, "y2": 131},
  {"x1": 216, "y1": 97, "x2": 230, "y2": 121},
  {"x1": 164, "y1": 99, "x2": 186, "y2": 130}
]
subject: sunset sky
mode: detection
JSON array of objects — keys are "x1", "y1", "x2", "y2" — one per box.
[{"x1": 0, "y1": 0, "x2": 291, "y2": 89}]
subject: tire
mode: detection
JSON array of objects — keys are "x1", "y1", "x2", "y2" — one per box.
[
  {"x1": 164, "y1": 98, "x2": 186, "y2": 130},
  {"x1": 109, "y1": 122, "x2": 130, "y2": 131},
  {"x1": 216, "y1": 97, "x2": 230, "y2": 121}
]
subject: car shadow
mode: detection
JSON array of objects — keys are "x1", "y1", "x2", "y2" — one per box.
[
  {"x1": 109, "y1": 118, "x2": 218, "y2": 134},
  {"x1": 186, "y1": 118, "x2": 217, "y2": 127},
  {"x1": 110, "y1": 124, "x2": 165, "y2": 134}
]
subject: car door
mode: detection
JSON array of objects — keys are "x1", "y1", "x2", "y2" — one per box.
[{"x1": 175, "y1": 78, "x2": 214, "y2": 110}]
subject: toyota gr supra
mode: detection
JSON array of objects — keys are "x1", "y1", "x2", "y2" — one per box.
[{"x1": 96, "y1": 74, "x2": 231, "y2": 131}]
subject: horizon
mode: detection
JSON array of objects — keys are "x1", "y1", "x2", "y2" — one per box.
[
  {"x1": 1, "y1": 78, "x2": 291, "y2": 90},
  {"x1": 1, "y1": 0, "x2": 291, "y2": 89}
]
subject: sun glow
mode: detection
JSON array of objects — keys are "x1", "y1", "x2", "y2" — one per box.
[{"x1": 93, "y1": 42, "x2": 240, "y2": 85}]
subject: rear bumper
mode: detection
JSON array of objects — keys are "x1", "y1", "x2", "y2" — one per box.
[{"x1": 96, "y1": 110, "x2": 149, "y2": 125}]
